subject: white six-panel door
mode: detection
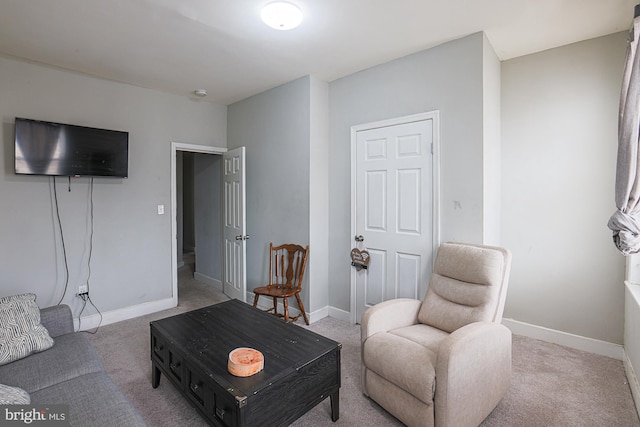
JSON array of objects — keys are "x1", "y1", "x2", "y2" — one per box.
[
  {"x1": 223, "y1": 147, "x2": 247, "y2": 301},
  {"x1": 353, "y1": 116, "x2": 437, "y2": 322}
]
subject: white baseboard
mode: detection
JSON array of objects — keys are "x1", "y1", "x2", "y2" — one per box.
[
  {"x1": 308, "y1": 305, "x2": 353, "y2": 323},
  {"x1": 75, "y1": 297, "x2": 176, "y2": 331},
  {"x1": 327, "y1": 306, "x2": 352, "y2": 322},
  {"x1": 193, "y1": 272, "x2": 223, "y2": 291},
  {"x1": 502, "y1": 318, "x2": 624, "y2": 360},
  {"x1": 624, "y1": 349, "x2": 640, "y2": 419},
  {"x1": 309, "y1": 306, "x2": 329, "y2": 323}
]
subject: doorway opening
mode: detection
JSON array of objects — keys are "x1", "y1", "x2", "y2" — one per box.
[{"x1": 171, "y1": 143, "x2": 226, "y2": 306}]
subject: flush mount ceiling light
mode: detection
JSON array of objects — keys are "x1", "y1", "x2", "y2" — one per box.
[{"x1": 261, "y1": 2, "x2": 303, "y2": 30}]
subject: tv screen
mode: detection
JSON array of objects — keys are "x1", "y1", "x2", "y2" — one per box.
[{"x1": 14, "y1": 117, "x2": 129, "y2": 178}]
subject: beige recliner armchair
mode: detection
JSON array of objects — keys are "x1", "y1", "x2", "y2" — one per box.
[{"x1": 361, "y1": 242, "x2": 512, "y2": 427}]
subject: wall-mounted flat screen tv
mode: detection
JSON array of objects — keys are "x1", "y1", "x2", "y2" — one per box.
[{"x1": 14, "y1": 117, "x2": 129, "y2": 178}]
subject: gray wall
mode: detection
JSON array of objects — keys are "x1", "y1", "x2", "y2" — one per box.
[
  {"x1": 0, "y1": 56, "x2": 227, "y2": 315},
  {"x1": 328, "y1": 32, "x2": 492, "y2": 312},
  {"x1": 308, "y1": 77, "x2": 330, "y2": 312},
  {"x1": 483, "y1": 34, "x2": 503, "y2": 244},
  {"x1": 227, "y1": 76, "x2": 311, "y2": 306},
  {"x1": 194, "y1": 153, "x2": 223, "y2": 281},
  {"x1": 501, "y1": 32, "x2": 627, "y2": 344}
]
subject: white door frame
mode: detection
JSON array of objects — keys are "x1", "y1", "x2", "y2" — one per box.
[
  {"x1": 170, "y1": 142, "x2": 227, "y2": 306},
  {"x1": 349, "y1": 111, "x2": 441, "y2": 324}
]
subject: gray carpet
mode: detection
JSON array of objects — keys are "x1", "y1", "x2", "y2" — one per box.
[{"x1": 86, "y1": 262, "x2": 640, "y2": 426}]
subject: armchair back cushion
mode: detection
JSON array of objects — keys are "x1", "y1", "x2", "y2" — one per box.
[{"x1": 418, "y1": 243, "x2": 511, "y2": 333}]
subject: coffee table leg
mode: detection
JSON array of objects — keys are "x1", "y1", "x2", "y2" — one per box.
[
  {"x1": 152, "y1": 363, "x2": 161, "y2": 388},
  {"x1": 330, "y1": 390, "x2": 339, "y2": 422}
]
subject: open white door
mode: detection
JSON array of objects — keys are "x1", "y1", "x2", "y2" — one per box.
[{"x1": 223, "y1": 147, "x2": 247, "y2": 301}]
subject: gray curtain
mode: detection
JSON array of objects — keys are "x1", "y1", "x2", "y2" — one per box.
[{"x1": 608, "y1": 8, "x2": 640, "y2": 255}]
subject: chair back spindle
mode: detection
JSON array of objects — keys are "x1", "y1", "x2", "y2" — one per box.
[{"x1": 269, "y1": 243, "x2": 308, "y2": 290}]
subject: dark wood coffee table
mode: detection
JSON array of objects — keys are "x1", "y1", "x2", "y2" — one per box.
[{"x1": 150, "y1": 299, "x2": 341, "y2": 426}]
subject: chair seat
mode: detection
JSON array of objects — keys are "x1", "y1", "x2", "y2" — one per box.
[{"x1": 253, "y1": 285, "x2": 299, "y2": 298}]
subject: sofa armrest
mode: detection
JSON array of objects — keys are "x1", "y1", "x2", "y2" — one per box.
[
  {"x1": 435, "y1": 322, "x2": 511, "y2": 427},
  {"x1": 360, "y1": 298, "x2": 422, "y2": 345},
  {"x1": 40, "y1": 305, "x2": 74, "y2": 337}
]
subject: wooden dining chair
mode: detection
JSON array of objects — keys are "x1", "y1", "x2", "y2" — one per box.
[{"x1": 252, "y1": 243, "x2": 310, "y2": 325}]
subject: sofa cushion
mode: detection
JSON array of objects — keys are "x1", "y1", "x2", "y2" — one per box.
[
  {"x1": 30, "y1": 372, "x2": 145, "y2": 427},
  {"x1": 0, "y1": 333, "x2": 103, "y2": 393},
  {"x1": 0, "y1": 383, "x2": 30, "y2": 405},
  {"x1": 0, "y1": 293, "x2": 54, "y2": 366},
  {"x1": 363, "y1": 332, "x2": 436, "y2": 404}
]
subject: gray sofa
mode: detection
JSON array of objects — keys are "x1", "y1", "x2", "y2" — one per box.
[{"x1": 0, "y1": 304, "x2": 145, "y2": 426}]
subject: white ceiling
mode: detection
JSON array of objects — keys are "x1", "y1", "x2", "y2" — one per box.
[{"x1": 0, "y1": 0, "x2": 636, "y2": 105}]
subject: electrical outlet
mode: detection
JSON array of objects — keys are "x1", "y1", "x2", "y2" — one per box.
[{"x1": 78, "y1": 285, "x2": 88, "y2": 295}]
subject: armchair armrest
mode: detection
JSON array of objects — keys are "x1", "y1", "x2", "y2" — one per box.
[
  {"x1": 360, "y1": 298, "x2": 422, "y2": 345},
  {"x1": 435, "y1": 322, "x2": 512, "y2": 427},
  {"x1": 40, "y1": 304, "x2": 74, "y2": 337}
]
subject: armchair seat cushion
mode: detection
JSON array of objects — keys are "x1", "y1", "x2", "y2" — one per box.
[
  {"x1": 390, "y1": 324, "x2": 449, "y2": 353},
  {"x1": 363, "y1": 332, "x2": 436, "y2": 403}
]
